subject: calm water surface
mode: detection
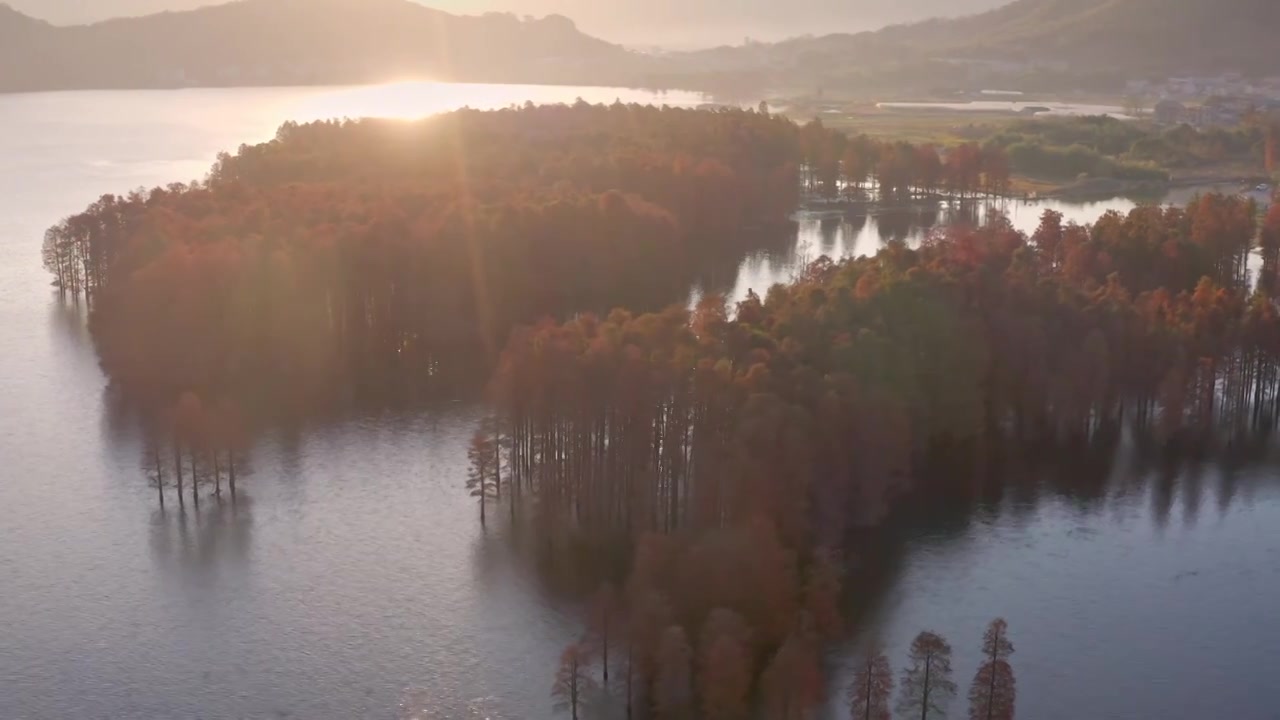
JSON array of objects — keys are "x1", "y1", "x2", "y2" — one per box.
[{"x1": 2, "y1": 82, "x2": 1279, "y2": 720}]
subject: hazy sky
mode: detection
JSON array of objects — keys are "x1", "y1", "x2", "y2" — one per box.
[{"x1": 8, "y1": 0, "x2": 1004, "y2": 46}]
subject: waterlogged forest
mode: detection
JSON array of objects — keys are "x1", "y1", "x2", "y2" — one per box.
[{"x1": 41, "y1": 102, "x2": 1280, "y2": 718}]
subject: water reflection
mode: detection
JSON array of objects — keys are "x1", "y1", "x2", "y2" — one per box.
[
  {"x1": 148, "y1": 496, "x2": 254, "y2": 578},
  {"x1": 45, "y1": 295, "x2": 91, "y2": 347},
  {"x1": 698, "y1": 196, "x2": 1136, "y2": 306},
  {"x1": 819, "y1": 428, "x2": 1280, "y2": 719}
]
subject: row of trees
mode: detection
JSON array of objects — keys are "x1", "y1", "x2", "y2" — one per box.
[
  {"x1": 952, "y1": 115, "x2": 1269, "y2": 182},
  {"x1": 140, "y1": 392, "x2": 249, "y2": 510},
  {"x1": 552, "y1": 611, "x2": 1015, "y2": 720},
  {"x1": 846, "y1": 620, "x2": 1015, "y2": 720},
  {"x1": 798, "y1": 122, "x2": 1012, "y2": 201}
]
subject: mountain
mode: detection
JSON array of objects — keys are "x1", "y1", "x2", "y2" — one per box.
[
  {"x1": 6, "y1": 0, "x2": 1274, "y2": 97},
  {"x1": 657, "y1": 0, "x2": 1280, "y2": 96},
  {"x1": 8, "y1": 0, "x2": 1009, "y2": 47},
  {"x1": 0, "y1": 2, "x2": 49, "y2": 42},
  {"x1": 875, "y1": 0, "x2": 1280, "y2": 73},
  {"x1": 0, "y1": 0, "x2": 643, "y2": 93}
]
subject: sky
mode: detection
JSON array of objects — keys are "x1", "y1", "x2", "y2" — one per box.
[{"x1": 7, "y1": 0, "x2": 1005, "y2": 46}]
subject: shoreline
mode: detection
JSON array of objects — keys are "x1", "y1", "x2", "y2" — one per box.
[
  {"x1": 798, "y1": 173, "x2": 1272, "y2": 214},
  {"x1": 1039, "y1": 173, "x2": 1271, "y2": 200}
]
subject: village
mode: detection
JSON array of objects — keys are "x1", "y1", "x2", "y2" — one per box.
[{"x1": 1136, "y1": 73, "x2": 1280, "y2": 126}]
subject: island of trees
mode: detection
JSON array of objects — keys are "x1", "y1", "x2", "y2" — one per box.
[
  {"x1": 42, "y1": 102, "x2": 1280, "y2": 716},
  {"x1": 472, "y1": 183, "x2": 1274, "y2": 718}
]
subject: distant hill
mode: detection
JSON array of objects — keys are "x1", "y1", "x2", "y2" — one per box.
[
  {"x1": 7, "y1": 0, "x2": 1009, "y2": 47},
  {"x1": 0, "y1": 2, "x2": 48, "y2": 42},
  {"x1": 877, "y1": 0, "x2": 1280, "y2": 73},
  {"x1": 658, "y1": 0, "x2": 1280, "y2": 95},
  {"x1": 6, "y1": 0, "x2": 1275, "y2": 97},
  {"x1": 0, "y1": 0, "x2": 644, "y2": 93}
]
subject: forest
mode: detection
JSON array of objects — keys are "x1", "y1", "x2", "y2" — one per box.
[
  {"x1": 43, "y1": 104, "x2": 808, "y2": 411},
  {"x1": 42, "y1": 105, "x2": 1010, "y2": 422},
  {"x1": 983, "y1": 115, "x2": 1270, "y2": 182},
  {"x1": 469, "y1": 190, "x2": 1277, "y2": 719},
  {"x1": 479, "y1": 190, "x2": 1272, "y2": 552},
  {"x1": 41, "y1": 103, "x2": 1280, "y2": 717}
]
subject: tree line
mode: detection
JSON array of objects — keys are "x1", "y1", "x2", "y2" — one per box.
[
  {"x1": 138, "y1": 391, "x2": 250, "y2": 511},
  {"x1": 463, "y1": 189, "x2": 1276, "y2": 714},
  {"x1": 475, "y1": 190, "x2": 1274, "y2": 546},
  {"x1": 553, "y1": 606, "x2": 1015, "y2": 720},
  {"x1": 797, "y1": 121, "x2": 1012, "y2": 202}
]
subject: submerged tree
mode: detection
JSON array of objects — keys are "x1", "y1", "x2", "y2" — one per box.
[
  {"x1": 968, "y1": 619, "x2": 1015, "y2": 720},
  {"x1": 653, "y1": 626, "x2": 695, "y2": 720},
  {"x1": 624, "y1": 589, "x2": 673, "y2": 719},
  {"x1": 803, "y1": 548, "x2": 844, "y2": 639},
  {"x1": 898, "y1": 631, "x2": 956, "y2": 720},
  {"x1": 466, "y1": 429, "x2": 501, "y2": 527},
  {"x1": 762, "y1": 632, "x2": 822, "y2": 720},
  {"x1": 588, "y1": 582, "x2": 620, "y2": 683},
  {"x1": 175, "y1": 391, "x2": 205, "y2": 510},
  {"x1": 141, "y1": 436, "x2": 169, "y2": 509},
  {"x1": 552, "y1": 642, "x2": 597, "y2": 720},
  {"x1": 848, "y1": 644, "x2": 894, "y2": 720},
  {"x1": 699, "y1": 609, "x2": 753, "y2": 720}
]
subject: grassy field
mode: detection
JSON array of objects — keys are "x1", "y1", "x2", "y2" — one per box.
[{"x1": 781, "y1": 103, "x2": 1020, "y2": 144}]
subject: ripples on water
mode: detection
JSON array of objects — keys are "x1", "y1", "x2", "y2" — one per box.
[{"x1": 3, "y1": 84, "x2": 1280, "y2": 720}]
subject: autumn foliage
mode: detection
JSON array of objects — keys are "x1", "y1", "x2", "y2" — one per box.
[
  {"x1": 43, "y1": 103, "x2": 810, "y2": 420},
  {"x1": 898, "y1": 631, "x2": 957, "y2": 720},
  {"x1": 503, "y1": 190, "x2": 1269, "y2": 718},
  {"x1": 848, "y1": 646, "x2": 894, "y2": 720},
  {"x1": 968, "y1": 619, "x2": 1016, "y2": 720}
]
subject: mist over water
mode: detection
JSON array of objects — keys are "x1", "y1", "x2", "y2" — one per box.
[{"x1": 3, "y1": 83, "x2": 1279, "y2": 720}]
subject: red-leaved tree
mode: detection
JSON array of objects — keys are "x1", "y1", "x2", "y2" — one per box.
[
  {"x1": 699, "y1": 608, "x2": 753, "y2": 720},
  {"x1": 848, "y1": 644, "x2": 894, "y2": 720},
  {"x1": 898, "y1": 631, "x2": 956, "y2": 720},
  {"x1": 968, "y1": 618, "x2": 1015, "y2": 720},
  {"x1": 551, "y1": 642, "x2": 597, "y2": 720}
]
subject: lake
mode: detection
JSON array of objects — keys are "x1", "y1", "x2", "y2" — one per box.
[{"x1": 2, "y1": 82, "x2": 1279, "y2": 720}]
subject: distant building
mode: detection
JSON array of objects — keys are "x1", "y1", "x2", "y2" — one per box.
[{"x1": 1154, "y1": 99, "x2": 1186, "y2": 124}]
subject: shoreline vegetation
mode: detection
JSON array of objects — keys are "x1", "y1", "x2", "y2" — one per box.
[
  {"x1": 42, "y1": 102, "x2": 1280, "y2": 718},
  {"x1": 788, "y1": 107, "x2": 1277, "y2": 200}
]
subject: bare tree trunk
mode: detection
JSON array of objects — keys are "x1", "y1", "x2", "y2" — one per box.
[
  {"x1": 921, "y1": 654, "x2": 931, "y2": 720},
  {"x1": 986, "y1": 643, "x2": 998, "y2": 720},
  {"x1": 493, "y1": 426, "x2": 501, "y2": 501},
  {"x1": 601, "y1": 620, "x2": 609, "y2": 683},
  {"x1": 174, "y1": 439, "x2": 185, "y2": 510},
  {"x1": 229, "y1": 452, "x2": 237, "y2": 500},
  {"x1": 865, "y1": 659, "x2": 874, "y2": 720},
  {"x1": 190, "y1": 448, "x2": 199, "y2": 510},
  {"x1": 625, "y1": 645, "x2": 634, "y2": 720},
  {"x1": 154, "y1": 446, "x2": 165, "y2": 509}
]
